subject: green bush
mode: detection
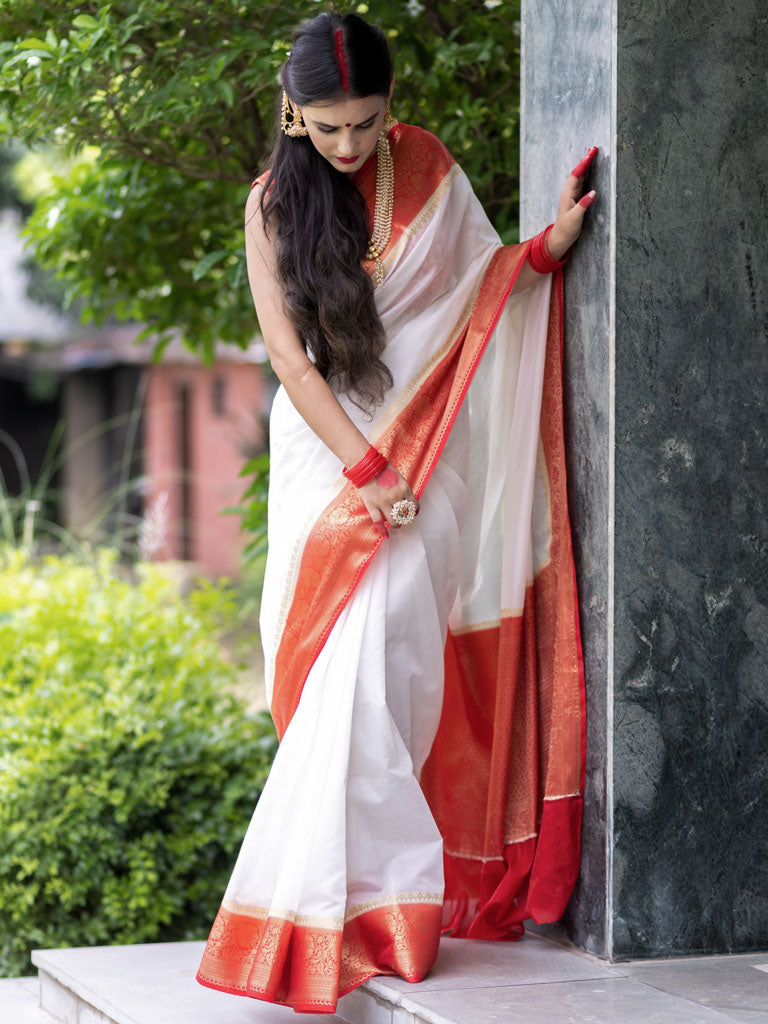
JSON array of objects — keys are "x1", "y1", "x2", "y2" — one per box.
[{"x1": 0, "y1": 546, "x2": 277, "y2": 977}]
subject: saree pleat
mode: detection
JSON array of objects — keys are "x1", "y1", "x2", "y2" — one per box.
[{"x1": 196, "y1": 123, "x2": 585, "y2": 1013}]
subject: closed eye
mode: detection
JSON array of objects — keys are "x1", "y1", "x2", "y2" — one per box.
[{"x1": 315, "y1": 117, "x2": 378, "y2": 134}]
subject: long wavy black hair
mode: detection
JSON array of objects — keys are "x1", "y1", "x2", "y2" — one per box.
[{"x1": 259, "y1": 12, "x2": 393, "y2": 409}]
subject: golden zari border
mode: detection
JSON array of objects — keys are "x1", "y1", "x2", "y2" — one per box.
[
  {"x1": 448, "y1": 607, "x2": 525, "y2": 636},
  {"x1": 345, "y1": 890, "x2": 443, "y2": 922},
  {"x1": 376, "y1": 163, "x2": 462, "y2": 281},
  {"x1": 197, "y1": 898, "x2": 442, "y2": 1012},
  {"x1": 221, "y1": 898, "x2": 343, "y2": 930},
  {"x1": 221, "y1": 889, "x2": 443, "y2": 928},
  {"x1": 266, "y1": 480, "x2": 346, "y2": 688}
]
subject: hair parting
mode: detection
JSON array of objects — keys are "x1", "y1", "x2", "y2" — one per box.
[
  {"x1": 334, "y1": 28, "x2": 350, "y2": 92},
  {"x1": 257, "y1": 12, "x2": 394, "y2": 411}
]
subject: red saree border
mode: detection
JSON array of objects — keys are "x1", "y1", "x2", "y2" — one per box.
[
  {"x1": 196, "y1": 900, "x2": 442, "y2": 1013},
  {"x1": 270, "y1": 241, "x2": 532, "y2": 738},
  {"x1": 532, "y1": 269, "x2": 586, "y2": 800},
  {"x1": 441, "y1": 794, "x2": 584, "y2": 940},
  {"x1": 556, "y1": 269, "x2": 588, "y2": 800},
  {"x1": 354, "y1": 122, "x2": 457, "y2": 270},
  {"x1": 421, "y1": 267, "x2": 586, "y2": 938}
]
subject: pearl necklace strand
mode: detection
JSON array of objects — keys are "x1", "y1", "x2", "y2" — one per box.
[{"x1": 365, "y1": 115, "x2": 397, "y2": 287}]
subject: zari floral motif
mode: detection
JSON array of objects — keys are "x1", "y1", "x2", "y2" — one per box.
[{"x1": 196, "y1": 899, "x2": 442, "y2": 1013}]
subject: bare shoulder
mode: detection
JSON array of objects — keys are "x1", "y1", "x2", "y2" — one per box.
[
  {"x1": 245, "y1": 175, "x2": 269, "y2": 230},
  {"x1": 243, "y1": 174, "x2": 279, "y2": 279}
]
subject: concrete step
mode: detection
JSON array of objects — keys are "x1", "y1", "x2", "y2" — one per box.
[
  {"x1": 30, "y1": 941, "x2": 346, "y2": 1024},
  {"x1": 27, "y1": 934, "x2": 768, "y2": 1024},
  {"x1": 0, "y1": 976, "x2": 58, "y2": 1024}
]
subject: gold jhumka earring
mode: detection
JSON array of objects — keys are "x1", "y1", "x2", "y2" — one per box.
[
  {"x1": 366, "y1": 104, "x2": 398, "y2": 287},
  {"x1": 281, "y1": 91, "x2": 309, "y2": 137}
]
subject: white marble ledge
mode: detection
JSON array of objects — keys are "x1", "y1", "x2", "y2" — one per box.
[
  {"x1": 31, "y1": 941, "x2": 348, "y2": 1024},
  {"x1": 28, "y1": 936, "x2": 768, "y2": 1024},
  {"x1": 392, "y1": 977, "x2": 743, "y2": 1024},
  {"x1": 368, "y1": 932, "x2": 621, "y2": 995}
]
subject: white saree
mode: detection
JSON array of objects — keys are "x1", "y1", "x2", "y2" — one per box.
[{"x1": 196, "y1": 124, "x2": 585, "y2": 1014}]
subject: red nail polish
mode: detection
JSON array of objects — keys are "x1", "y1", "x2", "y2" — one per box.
[{"x1": 570, "y1": 146, "x2": 598, "y2": 179}]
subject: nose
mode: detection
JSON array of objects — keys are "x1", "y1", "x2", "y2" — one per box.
[{"x1": 337, "y1": 131, "x2": 356, "y2": 155}]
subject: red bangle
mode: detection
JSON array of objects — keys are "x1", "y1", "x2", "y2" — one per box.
[
  {"x1": 343, "y1": 445, "x2": 388, "y2": 488},
  {"x1": 527, "y1": 224, "x2": 571, "y2": 274}
]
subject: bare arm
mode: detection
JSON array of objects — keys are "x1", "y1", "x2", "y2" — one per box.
[{"x1": 245, "y1": 186, "x2": 417, "y2": 532}]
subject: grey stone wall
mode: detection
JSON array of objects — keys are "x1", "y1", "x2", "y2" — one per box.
[
  {"x1": 522, "y1": 0, "x2": 768, "y2": 959},
  {"x1": 521, "y1": 0, "x2": 614, "y2": 959}
]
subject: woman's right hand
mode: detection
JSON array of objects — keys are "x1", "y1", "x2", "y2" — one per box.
[{"x1": 357, "y1": 464, "x2": 419, "y2": 537}]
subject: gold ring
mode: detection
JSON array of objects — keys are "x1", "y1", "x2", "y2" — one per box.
[{"x1": 391, "y1": 499, "x2": 417, "y2": 526}]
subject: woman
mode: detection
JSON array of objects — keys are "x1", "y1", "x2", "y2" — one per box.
[{"x1": 197, "y1": 10, "x2": 595, "y2": 1015}]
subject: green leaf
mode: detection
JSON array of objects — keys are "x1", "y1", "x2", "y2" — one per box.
[
  {"x1": 72, "y1": 15, "x2": 100, "y2": 30},
  {"x1": 217, "y1": 79, "x2": 235, "y2": 108},
  {"x1": 17, "y1": 38, "x2": 54, "y2": 51},
  {"x1": 150, "y1": 336, "x2": 173, "y2": 364},
  {"x1": 192, "y1": 249, "x2": 230, "y2": 281},
  {"x1": 6, "y1": 50, "x2": 54, "y2": 65}
]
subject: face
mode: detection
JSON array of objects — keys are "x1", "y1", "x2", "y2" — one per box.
[{"x1": 294, "y1": 89, "x2": 392, "y2": 174}]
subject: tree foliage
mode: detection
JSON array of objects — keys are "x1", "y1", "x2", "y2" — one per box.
[{"x1": 0, "y1": 0, "x2": 520, "y2": 358}]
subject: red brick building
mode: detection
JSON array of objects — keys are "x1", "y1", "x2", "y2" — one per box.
[
  {"x1": 0, "y1": 324, "x2": 271, "y2": 577},
  {"x1": 143, "y1": 351, "x2": 270, "y2": 574}
]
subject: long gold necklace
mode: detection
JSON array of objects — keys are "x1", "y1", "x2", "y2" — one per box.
[{"x1": 366, "y1": 112, "x2": 397, "y2": 287}]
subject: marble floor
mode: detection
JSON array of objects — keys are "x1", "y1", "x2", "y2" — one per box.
[
  {"x1": 5, "y1": 931, "x2": 768, "y2": 1024},
  {"x1": 338, "y1": 932, "x2": 768, "y2": 1024},
  {"x1": 0, "y1": 976, "x2": 57, "y2": 1024}
]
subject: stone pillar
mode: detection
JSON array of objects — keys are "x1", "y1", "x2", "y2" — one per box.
[
  {"x1": 62, "y1": 371, "x2": 107, "y2": 538},
  {"x1": 522, "y1": 0, "x2": 768, "y2": 959}
]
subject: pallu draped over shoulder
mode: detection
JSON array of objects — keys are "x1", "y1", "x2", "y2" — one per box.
[{"x1": 196, "y1": 123, "x2": 586, "y2": 1014}]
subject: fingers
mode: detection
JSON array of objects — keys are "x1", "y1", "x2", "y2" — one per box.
[
  {"x1": 368, "y1": 504, "x2": 390, "y2": 538},
  {"x1": 381, "y1": 491, "x2": 420, "y2": 530},
  {"x1": 578, "y1": 189, "x2": 597, "y2": 209},
  {"x1": 570, "y1": 146, "x2": 598, "y2": 180},
  {"x1": 365, "y1": 463, "x2": 421, "y2": 535}
]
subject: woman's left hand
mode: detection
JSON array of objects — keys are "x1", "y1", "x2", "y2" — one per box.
[{"x1": 548, "y1": 146, "x2": 599, "y2": 260}]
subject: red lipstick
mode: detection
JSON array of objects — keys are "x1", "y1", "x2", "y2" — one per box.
[{"x1": 337, "y1": 155, "x2": 359, "y2": 164}]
